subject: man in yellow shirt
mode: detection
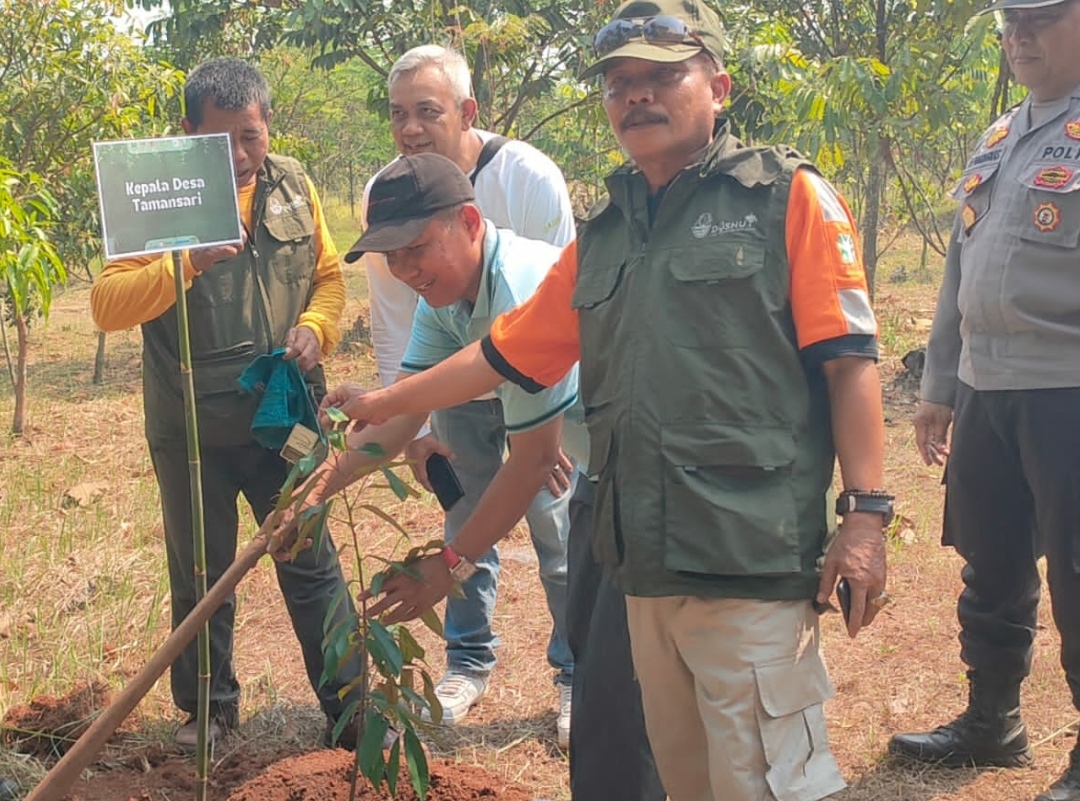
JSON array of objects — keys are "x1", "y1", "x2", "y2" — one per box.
[{"x1": 90, "y1": 57, "x2": 359, "y2": 752}]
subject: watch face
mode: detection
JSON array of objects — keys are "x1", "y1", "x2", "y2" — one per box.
[{"x1": 451, "y1": 560, "x2": 478, "y2": 583}]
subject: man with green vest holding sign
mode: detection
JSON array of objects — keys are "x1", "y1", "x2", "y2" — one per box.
[
  {"x1": 322, "y1": 1, "x2": 890, "y2": 798},
  {"x1": 90, "y1": 57, "x2": 361, "y2": 753}
]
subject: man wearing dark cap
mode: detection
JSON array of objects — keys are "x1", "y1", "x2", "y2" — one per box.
[
  {"x1": 889, "y1": 2, "x2": 1080, "y2": 799},
  {"x1": 323, "y1": 2, "x2": 890, "y2": 799},
  {"x1": 340, "y1": 153, "x2": 663, "y2": 797}
]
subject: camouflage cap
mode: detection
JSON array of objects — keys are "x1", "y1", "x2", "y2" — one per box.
[
  {"x1": 580, "y1": 0, "x2": 726, "y2": 80},
  {"x1": 977, "y1": 0, "x2": 1070, "y2": 13}
]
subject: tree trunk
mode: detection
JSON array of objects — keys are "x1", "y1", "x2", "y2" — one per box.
[
  {"x1": 0, "y1": 297, "x2": 14, "y2": 388},
  {"x1": 13, "y1": 313, "x2": 28, "y2": 435},
  {"x1": 93, "y1": 330, "x2": 107, "y2": 385},
  {"x1": 348, "y1": 159, "x2": 356, "y2": 220},
  {"x1": 861, "y1": 137, "x2": 888, "y2": 297}
]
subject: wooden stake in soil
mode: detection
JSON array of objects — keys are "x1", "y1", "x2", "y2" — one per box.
[{"x1": 24, "y1": 526, "x2": 274, "y2": 801}]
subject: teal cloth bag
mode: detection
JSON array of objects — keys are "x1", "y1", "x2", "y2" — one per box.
[{"x1": 237, "y1": 348, "x2": 323, "y2": 451}]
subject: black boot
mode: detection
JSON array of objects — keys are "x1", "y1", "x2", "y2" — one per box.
[
  {"x1": 1036, "y1": 740, "x2": 1080, "y2": 801},
  {"x1": 888, "y1": 673, "x2": 1033, "y2": 768}
]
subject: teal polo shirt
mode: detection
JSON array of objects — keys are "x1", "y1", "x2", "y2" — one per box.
[{"x1": 400, "y1": 222, "x2": 588, "y2": 465}]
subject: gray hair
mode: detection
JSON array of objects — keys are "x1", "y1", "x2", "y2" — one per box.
[{"x1": 388, "y1": 45, "x2": 473, "y2": 106}]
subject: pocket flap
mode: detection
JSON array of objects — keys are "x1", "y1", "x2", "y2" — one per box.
[
  {"x1": 264, "y1": 207, "x2": 315, "y2": 242},
  {"x1": 755, "y1": 654, "x2": 834, "y2": 719},
  {"x1": 571, "y1": 262, "x2": 624, "y2": 309},
  {"x1": 667, "y1": 241, "x2": 765, "y2": 283},
  {"x1": 661, "y1": 423, "x2": 795, "y2": 469}
]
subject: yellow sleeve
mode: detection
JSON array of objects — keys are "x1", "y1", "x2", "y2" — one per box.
[
  {"x1": 295, "y1": 176, "x2": 346, "y2": 356},
  {"x1": 89, "y1": 251, "x2": 199, "y2": 331}
]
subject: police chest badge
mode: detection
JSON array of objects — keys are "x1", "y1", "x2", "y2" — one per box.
[
  {"x1": 1034, "y1": 165, "x2": 1073, "y2": 189},
  {"x1": 1066, "y1": 120, "x2": 1080, "y2": 140},
  {"x1": 1034, "y1": 202, "x2": 1061, "y2": 232},
  {"x1": 962, "y1": 174, "x2": 983, "y2": 194},
  {"x1": 961, "y1": 204, "x2": 977, "y2": 230}
]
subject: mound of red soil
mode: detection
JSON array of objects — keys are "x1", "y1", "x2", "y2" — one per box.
[
  {"x1": 1, "y1": 681, "x2": 114, "y2": 759},
  {"x1": 227, "y1": 750, "x2": 533, "y2": 801},
  {"x1": 59, "y1": 747, "x2": 533, "y2": 801}
]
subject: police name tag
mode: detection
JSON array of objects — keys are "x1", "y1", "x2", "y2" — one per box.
[{"x1": 280, "y1": 423, "x2": 319, "y2": 463}]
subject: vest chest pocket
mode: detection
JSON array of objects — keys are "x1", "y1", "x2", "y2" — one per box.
[
  {"x1": 572, "y1": 261, "x2": 626, "y2": 409},
  {"x1": 571, "y1": 260, "x2": 625, "y2": 310},
  {"x1": 663, "y1": 241, "x2": 768, "y2": 348},
  {"x1": 660, "y1": 421, "x2": 800, "y2": 576},
  {"x1": 263, "y1": 206, "x2": 316, "y2": 286}
]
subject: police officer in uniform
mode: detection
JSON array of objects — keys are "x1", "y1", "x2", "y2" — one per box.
[{"x1": 889, "y1": 2, "x2": 1080, "y2": 798}]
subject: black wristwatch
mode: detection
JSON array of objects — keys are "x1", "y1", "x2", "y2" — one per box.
[{"x1": 836, "y1": 489, "x2": 895, "y2": 527}]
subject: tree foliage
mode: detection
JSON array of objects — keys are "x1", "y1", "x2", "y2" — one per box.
[
  {"x1": 129, "y1": 0, "x2": 618, "y2": 140},
  {"x1": 0, "y1": 0, "x2": 181, "y2": 430},
  {"x1": 727, "y1": 0, "x2": 1012, "y2": 286}
]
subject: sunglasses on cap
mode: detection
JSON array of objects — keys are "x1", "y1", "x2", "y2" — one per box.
[{"x1": 593, "y1": 14, "x2": 704, "y2": 58}]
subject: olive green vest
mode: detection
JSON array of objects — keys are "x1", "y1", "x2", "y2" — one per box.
[
  {"x1": 572, "y1": 124, "x2": 836, "y2": 600},
  {"x1": 142, "y1": 155, "x2": 324, "y2": 447}
]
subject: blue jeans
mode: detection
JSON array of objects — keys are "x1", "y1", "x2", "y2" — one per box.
[{"x1": 431, "y1": 399, "x2": 573, "y2": 686}]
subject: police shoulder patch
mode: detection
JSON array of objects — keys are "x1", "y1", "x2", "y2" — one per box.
[{"x1": 985, "y1": 127, "x2": 1009, "y2": 149}]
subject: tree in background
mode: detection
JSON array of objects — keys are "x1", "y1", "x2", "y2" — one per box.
[
  {"x1": 727, "y1": 0, "x2": 1011, "y2": 289},
  {"x1": 0, "y1": 0, "x2": 182, "y2": 405},
  {"x1": 127, "y1": 0, "x2": 621, "y2": 204},
  {"x1": 257, "y1": 48, "x2": 397, "y2": 219},
  {"x1": 0, "y1": 162, "x2": 64, "y2": 435}
]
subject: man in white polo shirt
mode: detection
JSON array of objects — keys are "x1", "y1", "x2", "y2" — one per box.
[{"x1": 346, "y1": 44, "x2": 577, "y2": 742}]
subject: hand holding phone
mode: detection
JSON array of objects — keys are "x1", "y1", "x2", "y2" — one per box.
[
  {"x1": 426, "y1": 453, "x2": 465, "y2": 512},
  {"x1": 836, "y1": 578, "x2": 852, "y2": 625}
]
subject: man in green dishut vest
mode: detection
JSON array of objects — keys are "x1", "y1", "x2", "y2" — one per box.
[
  {"x1": 90, "y1": 57, "x2": 361, "y2": 753},
  {"x1": 320, "y1": 1, "x2": 891, "y2": 798}
]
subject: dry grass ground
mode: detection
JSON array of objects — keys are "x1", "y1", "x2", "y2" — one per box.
[{"x1": 0, "y1": 228, "x2": 1077, "y2": 801}]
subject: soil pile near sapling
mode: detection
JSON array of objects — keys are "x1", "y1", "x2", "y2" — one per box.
[
  {"x1": 227, "y1": 750, "x2": 534, "y2": 801},
  {"x1": 1, "y1": 680, "x2": 116, "y2": 759}
]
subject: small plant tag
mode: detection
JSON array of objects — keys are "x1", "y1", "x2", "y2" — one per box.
[{"x1": 280, "y1": 423, "x2": 319, "y2": 463}]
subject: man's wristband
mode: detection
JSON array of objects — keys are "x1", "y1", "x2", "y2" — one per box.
[
  {"x1": 439, "y1": 544, "x2": 478, "y2": 583},
  {"x1": 835, "y1": 489, "x2": 895, "y2": 527}
]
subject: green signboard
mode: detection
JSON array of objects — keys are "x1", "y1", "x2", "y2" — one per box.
[{"x1": 93, "y1": 133, "x2": 242, "y2": 260}]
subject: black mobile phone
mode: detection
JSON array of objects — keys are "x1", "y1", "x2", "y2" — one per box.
[
  {"x1": 837, "y1": 578, "x2": 852, "y2": 625},
  {"x1": 426, "y1": 453, "x2": 465, "y2": 512}
]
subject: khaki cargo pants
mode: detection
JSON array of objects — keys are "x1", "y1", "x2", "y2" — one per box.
[{"x1": 625, "y1": 596, "x2": 845, "y2": 801}]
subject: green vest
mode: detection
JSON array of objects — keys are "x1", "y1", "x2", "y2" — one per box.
[
  {"x1": 142, "y1": 155, "x2": 324, "y2": 447},
  {"x1": 572, "y1": 124, "x2": 836, "y2": 600}
]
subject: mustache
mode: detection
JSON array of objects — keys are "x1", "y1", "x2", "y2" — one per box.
[{"x1": 621, "y1": 109, "x2": 667, "y2": 130}]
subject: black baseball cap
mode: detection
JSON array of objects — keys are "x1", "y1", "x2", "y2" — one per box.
[{"x1": 343, "y1": 153, "x2": 476, "y2": 263}]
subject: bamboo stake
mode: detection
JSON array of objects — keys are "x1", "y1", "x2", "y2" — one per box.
[
  {"x1": 170, "y1": 249, "x2": 212, "y2": 801},
  {"x1": 24, "y1": 526, "x2": 274, "y2": 801}
]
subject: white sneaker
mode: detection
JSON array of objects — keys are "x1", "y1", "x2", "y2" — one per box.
[
  {"x1": 557, "y1": 682, "x2": 572, "y2": 749},
  {"x1": 423, "y1": 672, "x2": 488, "y2": 725}
]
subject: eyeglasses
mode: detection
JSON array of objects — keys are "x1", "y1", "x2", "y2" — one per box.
[
  {"x1": 1001, "y1": 1, "x2": 1076, "y2": 36},
  {"x1": 593, "y1": 15, "x2": 704, "y2": 58}
]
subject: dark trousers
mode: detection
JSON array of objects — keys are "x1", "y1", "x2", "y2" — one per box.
[
  {"x1": 945, "y1": 383, "x2": 1080, "y2": 709},
  {"x1": 150, "y1": 442, "x2": 362, "y2": 720},
  {"x1": 567, "y1": 479, "x2": 666, "y2": 801}
]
